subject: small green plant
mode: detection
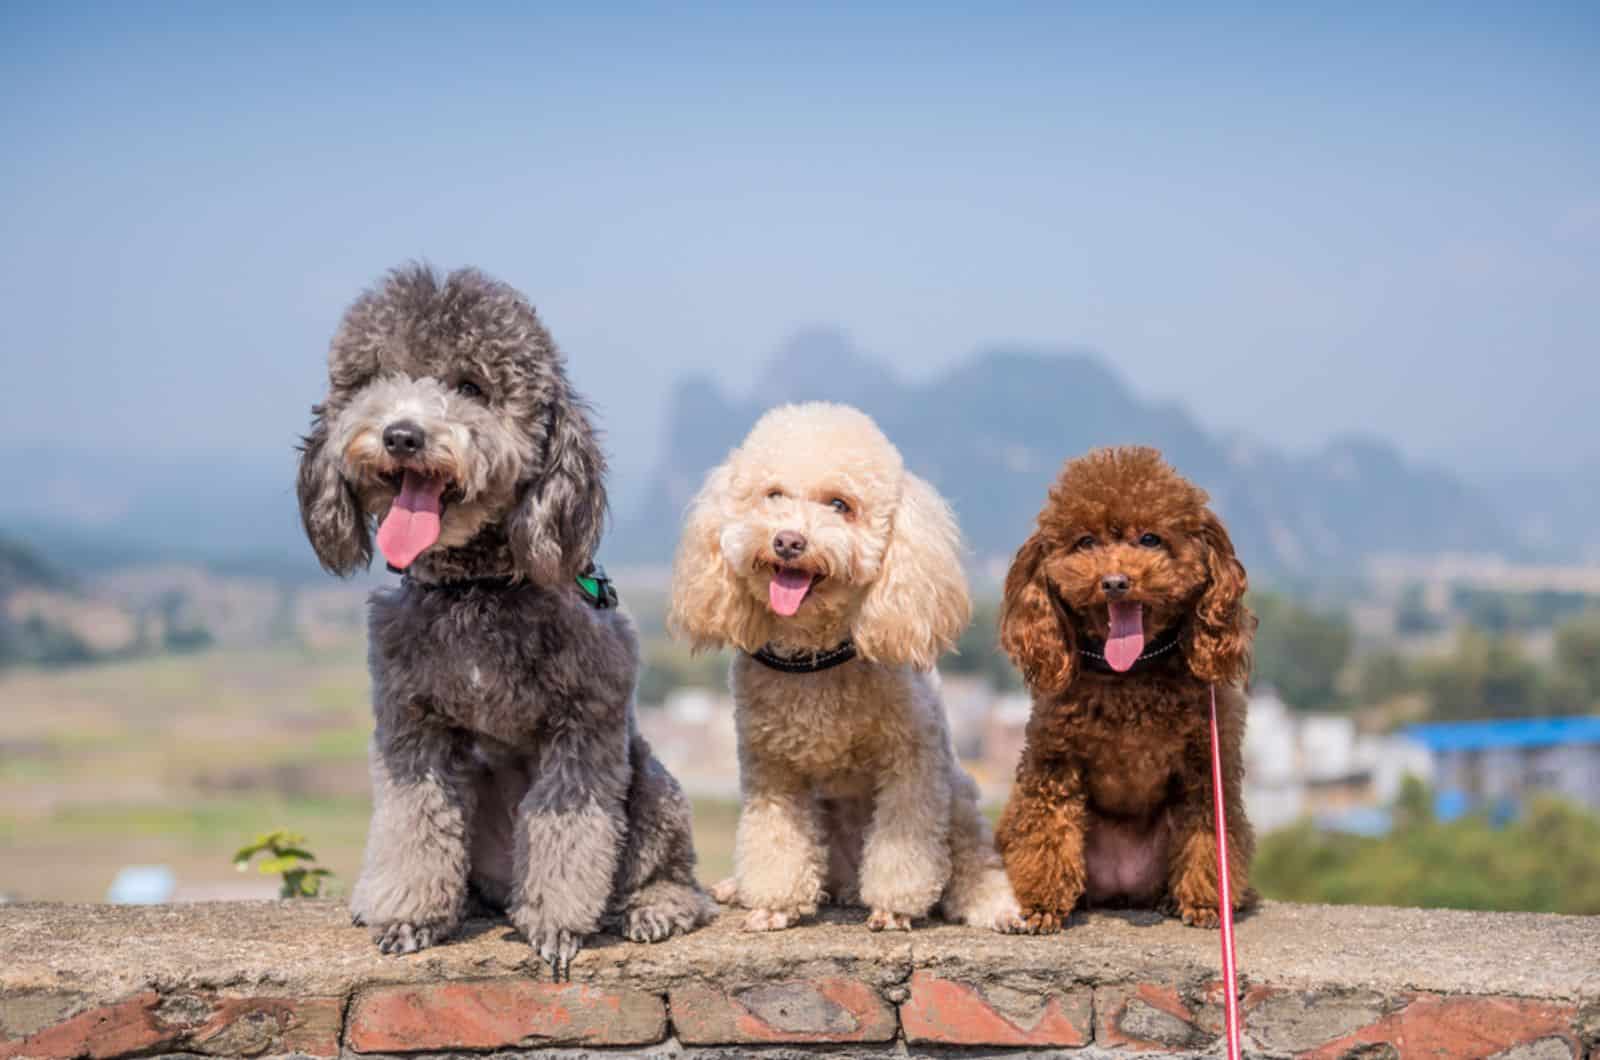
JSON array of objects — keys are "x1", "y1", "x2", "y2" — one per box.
[{"x1": 233, "y1": 829, "x2": 334, "y2": 898}]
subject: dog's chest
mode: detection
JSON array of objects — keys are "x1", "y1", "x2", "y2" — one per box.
[
  {"x1": 734, "y1": 661, "x2": 910, "y2": 785},
  {"x1": 369, "y1": 587, "x2": 553, "y2": 733},
  {"x1": 1070, "y1": 679, "x2": 1203, "y2": 818}
]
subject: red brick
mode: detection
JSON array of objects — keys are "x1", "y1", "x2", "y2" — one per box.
[
  {"x1": 1299, "y1": 995, "x2": 1579, "y2": 1060},
  {"x1": 345, "y1": 980, "x2": 666, "y2": 1053},
  {"x1": 0, "y1": 992, "x2": 342, "y2": 1060},
  {"x1": 670, "y1": 977, "x2": 896, "y2": 1044},
  {"x1": 1095, "y1": 983, "x2": 1218, "y2": 1052},
  {"x1": 901, "y1": 972, "x2": 1092, "y2": 1046},
  {"x1": 188, "y1": 995, "x2": 342, "y2": 1058}
]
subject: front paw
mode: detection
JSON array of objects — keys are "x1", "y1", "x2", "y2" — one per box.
[
  {"x1": 743, "y1": 907, "x2": 800, "y2": 932},
  {"x1": 527, "y1": 924, "x2": 584, "y2": 980},
  {"x1": 1018, "y1": 908, "x2": 1067, "y2": 934},
  {"x1": 1160, "y1": 893, "x2": 1224, "y2": 928},
  {"x1": 709, "y1": 877, "x2": 739, "y2": 904},
  {"x1": 866, "y1": 908, "x2": 912, "y2": 932},
  {"x1": 373, "y1": 920, "x2": 451, "y2": 954}
]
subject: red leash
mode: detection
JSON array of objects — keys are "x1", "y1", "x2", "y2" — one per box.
[{"x1": 1209, "y1": 683, "x2": 1242, "y2": 1060}]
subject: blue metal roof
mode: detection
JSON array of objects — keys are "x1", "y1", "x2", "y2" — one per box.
[{"x1": 1403, "y1": 716, "x2": 1600, "y2": 752}]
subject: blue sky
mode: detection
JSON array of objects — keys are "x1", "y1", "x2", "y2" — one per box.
[{"x1": 2, "y1": 3, "x2": 1596, "y2": 503}]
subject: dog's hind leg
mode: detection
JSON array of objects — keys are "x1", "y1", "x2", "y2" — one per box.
[
  {"x1": 940, "y1": 769, "x2": 1024, "y2": 932},
  {"x1": 353, "y1": 729, "x2": 477, "y2": 954},
  {"x1": 606, "y1": 732, "x2": 716, "y2": 942}
]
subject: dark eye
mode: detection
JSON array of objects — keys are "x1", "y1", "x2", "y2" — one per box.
[
  {"x1": 1074, "y1": 534, "x2": 1097, "y2": 551},
  {"x1": 1138, "y1": 532, "x2": 1163, "y2": 548},
  {"x1": 767, "y1": 489, "x2": 784, "y2": 501},
  {"x1": 456, "y1": 380, "x2": 483, "y2": 399},
  {"x1": 829, "y1": 498, "x2": 852, "y2": 517}
]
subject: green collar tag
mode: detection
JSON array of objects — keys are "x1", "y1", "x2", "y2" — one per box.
[{"x1": 576, "y1": 564, "x2": 619, "y2": 609}]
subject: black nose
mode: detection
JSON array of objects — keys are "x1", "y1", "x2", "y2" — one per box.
[
  {"x1": 382, "y1": 420, "x2": 426, "y2": 457},
  {"x1": 1102, "y1": 573, "x2": 1131, "y2": 598},
  {"x1": 773, "y1": 531, "x2": 808, "y2": 562}
]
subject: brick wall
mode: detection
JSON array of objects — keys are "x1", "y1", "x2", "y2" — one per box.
[{"x1": 1, "y1": 901, "x2": 1594, "y2": 1058}]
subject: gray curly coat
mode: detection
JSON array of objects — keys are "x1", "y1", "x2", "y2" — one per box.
[{"x1": 297, "y1": 264, "x2": 713, "y2": 977}]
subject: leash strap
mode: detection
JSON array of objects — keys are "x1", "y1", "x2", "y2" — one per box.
[{"x1": 1210, "y1": 682, "x2": 1242, "y2": 1060}]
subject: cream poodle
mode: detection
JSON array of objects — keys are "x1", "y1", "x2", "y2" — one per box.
[{"x1": 669, "y1": 402, "x2": 1021, "y2": 933}]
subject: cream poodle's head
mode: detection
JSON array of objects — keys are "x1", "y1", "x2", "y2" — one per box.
[{"x1": 668, "y1": 402, "x2": 971, "y2": 670}]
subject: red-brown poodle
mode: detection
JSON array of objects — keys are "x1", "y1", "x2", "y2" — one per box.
[{"x1": 995, "y1": 446, "x2": 1257, "y2": 933}]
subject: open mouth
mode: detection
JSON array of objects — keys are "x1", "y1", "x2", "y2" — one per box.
[
  {"x1": 375, "y1": 469, "x2": 458, "y2": 570},
  {"x1": 766, "y1": 563, "x2": 824, "y2": 617},
  {"x1": 1105, "y1": 600, "x2": 1145, "y2": 672}
]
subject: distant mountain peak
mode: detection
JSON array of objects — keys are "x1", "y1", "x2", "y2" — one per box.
[
  {"x1": 613, "y1": 338, "x2": 1515, "y2": 577},
  {"x1": 752, "y1": 327, "x2": 897, "y2": 405}
]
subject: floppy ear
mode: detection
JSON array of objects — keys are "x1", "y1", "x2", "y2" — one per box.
[
  {"x1": 296, "y1": 404, "x2": 371, "y2": 575},
  {"x1": 509, "y1": 395, "x2": 607, "y2": 584},
  {"x1": 667, "y1": 463, "x2": 768, "y2": 653},
  {"x1": 853, "y1": 473, "x2": 972, "y2": 671},
  {"x1": 998, "y1": 532, "x2": 1076, "y2": 696},
  {"x1": 1184, "y1": 509, "x2": 1254, "y2": 686}
]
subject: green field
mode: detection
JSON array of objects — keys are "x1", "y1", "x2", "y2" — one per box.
[{"x1": 0, "y1": 642, "x2": 737, "y2": 902}]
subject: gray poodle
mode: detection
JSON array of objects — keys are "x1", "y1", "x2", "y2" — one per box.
[{"x1": 296, "y1": 263, "x2": 714, "y2": 977}]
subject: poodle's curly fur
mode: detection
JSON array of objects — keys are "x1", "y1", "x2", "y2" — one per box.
[
  {"x1": 297, "y1": 264, "x2": 712, "y2": 975},
  {"x1": 668, "y1": 403, "x2": 1021, "y2": 933},
  {"x1": 995, "y1": 446, "x2": 1257, "y2": 933}
]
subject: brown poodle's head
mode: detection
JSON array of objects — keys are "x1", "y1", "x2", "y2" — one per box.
[
  {"x1": 999, "y1": 446, "x2": 1253, "y2": 694},
  {"x1": 668, "y1": 403, "x2": 971, "y2": 670}
]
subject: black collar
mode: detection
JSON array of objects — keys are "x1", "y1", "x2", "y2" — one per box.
[
  {"x1": 388, "y1": 562, "x2": 619, "y2": 609},
  {"x1": 749, "y1": 640, "x2": 858, "y2": 674},
  {"x1": 390, "y1": 564, "x2": 518, "y2": 593},
  {"x1": 1077, "y1": 624, "x2": 1184, "y2": 675}
]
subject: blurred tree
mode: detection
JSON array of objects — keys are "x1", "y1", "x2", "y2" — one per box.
[
  {"x1": 635, "y1": 641, "x2": 728, "y2": 706},
  {"x1": 1553, "y1": 611, "x2": 1600, "y2": 705},
  {"x1": 1415, "y1": 629, "x2": 1546, "y2": 719},
  {"x1": 1255, "y1": 791, "x2": 1600, "y2": 914},
  {"x1": 945, "y1": 598, "x2": 1022, "y2": 691},
  {"x1": 1452, "y1": 587, "x2": 1593, "y2": 634},
  {"x1": 1249, "y1": 592, "x2": 1352, "y2": 711},
  {"x1": 1393, "y1": 583, "x2": 1443, "y2": 635},
  {"x1": 6, "y1": 614, "x2": 94, "y2": 668},
  {"x1": 1357, "y1": 650, "x2": 1418, "y2": 707}
]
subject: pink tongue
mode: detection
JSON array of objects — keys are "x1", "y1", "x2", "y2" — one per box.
[
  {"x1": 376, "y1": 470, "x2": 447, "y2": 570},
  {"x1": 1105, "y1": 600, "x2": 1145, "y2": 672},
  {"x1": 768, "y1": 568, "x2": 815, "y2": 617}
]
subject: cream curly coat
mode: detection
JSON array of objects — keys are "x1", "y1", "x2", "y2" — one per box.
[{"x1": 669, "y1": 403, "x2": 1021, "y2": 932}]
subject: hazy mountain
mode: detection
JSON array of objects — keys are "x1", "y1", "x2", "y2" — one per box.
[
  {"x1": 0, "y1": 445, "x2": 319, "y2": 581},
  {"x1": 0, "y1": 534, "x2": 68, "y2": 594},
  {"x1": 612, "y1": 333, "x2": 1517, "y2": 578},
  {"x1": 0, "y1": 334, "x2": 1551, "y2": 582}
]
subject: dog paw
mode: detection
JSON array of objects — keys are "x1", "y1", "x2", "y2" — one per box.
[
  {"x1": 374, "y1": 920, "x2": 448, "y2": 955},
  {"x1": 956, "y1": 886, "x2": 1026, "y2": 934},
  {"x1": 1180, "y1": 906, "x2": 1222, "y2": 929},
  {"x1": 527, "y1": 926, "x2": 583, "y2": 980},
  {"x1": 990, "y1": 908, "x2": 1029, "y2": 934},
  {"x1": 709, "y1": 877, "x2": 739, "y2": 904},
  {"x1": 743, "y1": 907, "x2": 798, "y2": 932},
  {"x1": 1019, "y1": 909, "x2": 1065, "y2": 935},
  {"x1": 624, "y1": 907, "x2": 686, "y2": 944},
  {"x1": 866, "y1": 908, "x2": 913, "y2": 932}
]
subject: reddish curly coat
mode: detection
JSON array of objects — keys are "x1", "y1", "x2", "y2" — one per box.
[{"x1": 994, "y1": 447, "x2": 1258, "y2": 932}]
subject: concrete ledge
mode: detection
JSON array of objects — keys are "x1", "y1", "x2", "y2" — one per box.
[{"x1": 0, "y1": 901, "x2": 1595, "y2": 1058}]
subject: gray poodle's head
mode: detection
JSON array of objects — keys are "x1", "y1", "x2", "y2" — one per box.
[{"x1": 297, "y1": 263, "x2": 606, "y2": 584}]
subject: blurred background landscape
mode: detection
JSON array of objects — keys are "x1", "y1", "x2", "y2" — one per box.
[{"x1": 2, "y1": 4, "x2": 1597, "y2": 912}]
